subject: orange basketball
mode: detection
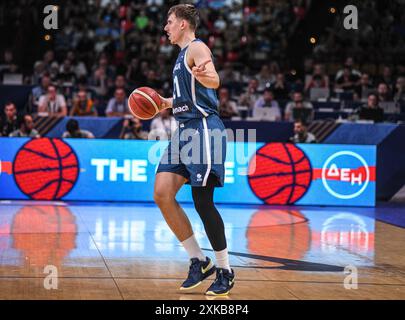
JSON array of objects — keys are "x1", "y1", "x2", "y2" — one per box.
[{"x1": 128, "y1": 87, "x2": 161, "y2": 120}]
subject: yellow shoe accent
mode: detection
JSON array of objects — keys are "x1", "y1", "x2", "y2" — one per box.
[
  {"x1": 201, "y1": 260, "x2": 214, "y2": 274},
  {"x1": 205, "y1": 290, "x2": 230, "y2": 296}
]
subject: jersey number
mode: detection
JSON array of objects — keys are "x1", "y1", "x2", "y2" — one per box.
[{"x1": 173, "y1": 75, "x2": 181, "y2": 99}]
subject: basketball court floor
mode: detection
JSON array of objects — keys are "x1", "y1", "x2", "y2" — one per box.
[{"x1": 0, "y1": 200, "x2": 404, "y2": 300}]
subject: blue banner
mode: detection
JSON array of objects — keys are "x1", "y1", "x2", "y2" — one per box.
[{"x1": 0, "y1": 137, "x2": 376, "y2": 206}]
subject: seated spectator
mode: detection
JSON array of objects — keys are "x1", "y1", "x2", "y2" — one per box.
[
  {"x1": 377, "y1": 82, "x2": 392, "y2": 102},
  {"x1": 105, "y1": 88, "x2": 129, "y2": 117},
  {"x1": 120, "y1": 118, "x2": 149, "y2": 140},
  {"x1": 2, "y1": 102, "x2": 18, "y2": 136},
  {"x1": 284, "y1": 92, "x2": 314, "y2": 122},
  {"x1": 66, "y1": 50, "x2": 87, "y2": 79},
  {"x1": 335, "y1": 57, "x2": 362, "y2": 81},
  {"x1": 144, "y1": 70, "x2": 163, "y2": 91},
  {"x1": 255, "y1": 64, "x2": 276, "y2": 91},
  {"x1": 357, "y1": 93, "x2": 384, "y2": 123},
  {"x1": 335, "y1": 66, "x2": 360, "y2": 91},
  {"x1": 70, "y1": 90, "x2": 97, "y2": 116},
  {"x1": 394, "y1": 77, "x2": 405, "y2": 103},
  {"x1": 271, "y1": 73, "x2": 290, "y2": 100},
  {"x1": 30, "y1": 74, "x2": 51, "y2": 113},
  {"x1": 354, "y1": 73, "x2": 374, "y2": 101},
  {"x1": 218, "y1": 87, "x2": 239, "y2": 119},
  {"x1": 150, "y1": 109, "x2": 177, "y2": 140},
  {"x1": 305, "y1": 63, "x2": 329, "y2": 92},
  {"x1": 38, "y1": 85, "x2": 67, "y2": 116},
  {"x1": 108, "y1": 75, "x2": 130, "y2": 97},
  {"x1": 62, "y1": 119, "x2": 95, "y2": 138},
  {"x1": 238, "y1": 78, "x2": 260, "y2": 110},
  {"x1": 252, "y1": 88, "x2": 281, "y2": 121},
  {"x1": 218, "y1": 62, "x2": 241, "y2": 88},
  {"x1": 58, "y1": 59, "x2": 77, "y2": 85},
  {"x1": 9, "y1": 114, "x2": 40, "y2": 138},
  {"x1": 0, "y1": 49, "x2": 19, "y2": 82},
  {"x1": 377, "y1": 65, "x2": 395, "y2": 90},
  {"x1": 289, "y1": 119, "x2": 316, "y2": 143}
]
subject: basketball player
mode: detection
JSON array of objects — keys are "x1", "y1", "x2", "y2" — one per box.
[{"x1": 154, "y1": 4, "x2": 234, "y2": 296}]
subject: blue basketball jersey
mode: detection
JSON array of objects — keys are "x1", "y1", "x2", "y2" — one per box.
[{"x1": 171, "y1": 39, "x2": 219, "y2": 122}]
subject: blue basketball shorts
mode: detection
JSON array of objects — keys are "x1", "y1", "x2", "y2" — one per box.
[{"x1": 156, "y1": 113, "x2": 227, "y2": 187}]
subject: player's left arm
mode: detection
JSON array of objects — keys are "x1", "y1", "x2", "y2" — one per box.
[{"x1": 188, "y1": 42, "x2": 220, "y2": 89}]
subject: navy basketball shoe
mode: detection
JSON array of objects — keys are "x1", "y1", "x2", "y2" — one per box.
[
  {"x1": 205, "y1": 268, "x2": 235, "y2": 296},
  {"x1": 180, "y1": 257, "x2": 216, "y2": 290}
]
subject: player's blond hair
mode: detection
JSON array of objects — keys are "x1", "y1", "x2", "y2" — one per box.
[{"x1": 168, "y1": 4, "x2": 199, "y2": 30}]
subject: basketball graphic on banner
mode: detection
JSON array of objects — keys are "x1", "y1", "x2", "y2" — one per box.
[
  {"x1": 13, "y1": 138, "x2": 79, "y2": 200},
  {"x1": 248, "y1": 143, "x2": 312, "y2": 205}
]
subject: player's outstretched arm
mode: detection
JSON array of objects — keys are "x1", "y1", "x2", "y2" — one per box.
[{"x1": 188, "y1": 42, "x2": 220, "y2": 89}]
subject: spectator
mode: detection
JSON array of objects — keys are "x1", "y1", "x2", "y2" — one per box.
[
  {"x1": 284, "y1": 92, "x2": 314, "y2": 122},
  {"x1": 70, "y1": 90, "x2": 97, "y2": 116},
  {"x1": 9, "y1": 114, "x2": 40, "y2": 138},
  {"x1": 255, "y1": 64, "x2": 276, "y2": 91},
  {"x1": 105, "y1": 88, "x2": 129, "y2": 117},
  {"x1": 2, "y1": 102, "x2": 18, "y2": 136},
  {"x1": 126, "y1": 58, "x2": 142, "y2": 87},
  {"x1": 66, "y1": 51, "x2": 88, "y2": 78},
  {"x1": 62, "y1": 119, "x2": 95, "y2": 138},
  {"x1": 30, "y1": 74, "x2": 51, "y2": 113},
  {"x1": 357, "y1": 93, "x2": 384, "y2": 123},
  {"x1": 305, "y1": 64, "x2": 329, "y2": 92},
  {"x1": 0, "y1": 49, "x2": 19, "y2": 81},
  {"x1": 355, "y1": 73, "x2": 374, "y2": 101},
  {"x1": 120, "y1": 118, "x2": 149, "y2": 140},
  {"x1": 144, "y1": 70, "x2": 162, "y2": 91},
  {"x1": 271, "y1": 73, "x2": 290, "y2": 100},
  {"x1": 394, "y1": 77, "x2": 405, "y2": 103},
  {"x1": 377, "y1": 66, "x2": 395, "y2": 89},
  {"x1": 253, "y1": 88, "x2": 281, "y2": 121},
  {"x1": 109, "y1": 75, "x2": 130, "y2": 97},
  {"x1": 218, "y1": 87, "x2": 239, "y2": 119},
  {"x1": 218, "y1": 62, "x2": 241, "y2": 88},
  {"x1": 150, "y1": 109, "x2": 177, "y2": 140},
  {"x1": 289, "y1": 119, "x2": 316, "y2": 143},
  {"x1": 58, "y1": 59, "x2": 77, "y2": 85},
  {"x1": 335, "y1": 57, "x2": 362, "y2": 80},
  {"x1": 38, "y1": 85, "x2": 68, "y2": 116},
  {"x1": 238, "y1": 78, "x2": 260, "y2": 110},
  {"x1": 335, "y1": 66, "x2": 360, "y2": 91},
  {"x1": 377, "y1": 83, "x2": 392, "y2": 102}
]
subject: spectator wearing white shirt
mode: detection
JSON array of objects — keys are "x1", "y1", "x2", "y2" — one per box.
[
  {"x1": 253, "y1": 89, "x2": 281, "y2": 121},
  {"x1": 150, "y1": 109, "x2": 177, "y2": 140},
  {"x1": 38, "y1": 85, "x2": 67, "y2": 116},
  {"x1": 105, "y1": 88, "x2": 129, "y2": 117}
]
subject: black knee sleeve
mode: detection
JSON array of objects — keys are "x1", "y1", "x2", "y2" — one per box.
[{"x1": 192, "y1": 175, "x2": 227, "y2": 251}]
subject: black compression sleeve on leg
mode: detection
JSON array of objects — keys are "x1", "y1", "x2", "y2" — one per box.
[{"x1": 192, "y1": 174, "x2": 227, "y2": 252}]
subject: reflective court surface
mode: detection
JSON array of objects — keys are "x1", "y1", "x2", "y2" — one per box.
[{"x1": 0, "y1": 200, "x2": 405, "y2": 300}]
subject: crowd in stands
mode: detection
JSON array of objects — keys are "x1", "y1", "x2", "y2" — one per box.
[{"x1": 0, "y1": 0, "x2": 404, "y2": 142}]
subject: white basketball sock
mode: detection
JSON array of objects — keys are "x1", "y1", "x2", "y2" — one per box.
[
  {"x1": 181, "y1": 235, "x2": 206, "y2": 261},
  {"x1": 214, "y1": 248, "x2": 231, "y2": 272}
]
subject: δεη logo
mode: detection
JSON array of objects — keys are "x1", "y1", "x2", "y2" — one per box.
[{"x1": 322, "y1": 151, "x2": 370, "y2": 199}]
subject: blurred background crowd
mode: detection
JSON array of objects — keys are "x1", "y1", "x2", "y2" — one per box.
[{"x1": 0, "y1": 0, "x2": 404, "y2": 141}]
